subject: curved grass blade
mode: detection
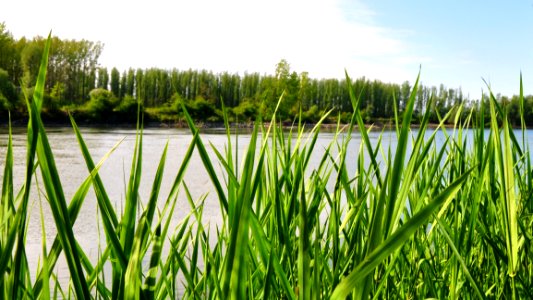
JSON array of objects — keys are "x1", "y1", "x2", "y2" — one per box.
[
  {"x1": 435, "y1": 216, "x2": 486, "y2": 299},
  {"x1": 33, "y1": 136, "x2": 123, "y2": 297},
  {"x1": 331, "y1": 167, "x2": 473, "y2": 299},
  {"x1": 6, "y1": 32, "x2": 53, "y2": 298},
  {"x1": 27, "y1": 34, "x2": 90, "y2": 300},
  {"x1": 181, "y1": 103, "x2": 228, "y2": 213},
  {"x1": 38, "y1": 196, "x2": 50, "y2": 300},
  {"x1": 0, "y1": 116, "x2": 15, "y2": 296}
]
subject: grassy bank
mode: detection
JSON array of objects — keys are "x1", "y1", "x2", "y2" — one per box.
[{"x1": 1, "y1": 35, "x2": 532, "y2": 299}]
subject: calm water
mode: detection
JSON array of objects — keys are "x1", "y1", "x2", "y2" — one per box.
[
  {"x1": 0, "y1": 125, "x2": 531, "y2": 284},
  {"x1": 0, "y1": 126, "x2": 372, "y2": 283}
]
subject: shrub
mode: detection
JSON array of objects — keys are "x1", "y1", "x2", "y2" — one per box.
[
  {"x1": 82, "y1": 88, "x2": 118, "y2": 119},
  {"x1": 232, "y1": 100, "x2": 257, "y2": 122},
  {"x1": 114, "y1": 94, "x2": 139, "y2": 121},
  {"x1": 0, "y1": 68, "x2": 17, "y2": 111}
]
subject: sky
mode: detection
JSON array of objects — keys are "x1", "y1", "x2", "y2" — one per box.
[{"x1": 2, "y1": 0, "x2": 533, "y2": 99}]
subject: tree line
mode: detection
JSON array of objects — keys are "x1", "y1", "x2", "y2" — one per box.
[{"x1": 1, "y1": 23, "x2": 532, "y2": 126}]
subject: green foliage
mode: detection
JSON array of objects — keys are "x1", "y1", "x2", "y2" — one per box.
[
  {"x1": 1, "y1": 33, "x2": 533, "y2": 299},
  {"x1": 0, "y1": 68, "x2": 17, "y2": 111},
  {"x1": 110, "y1": 67, "x2": 120, "y2": 97},
  {"x1": 3, "y1": 20, "x2": 533, "y2": 127},
  {"x1": 188, "y1": 97, "x2": 216, "y2": 119},
  {"x1": 79, "y1": 88, "x2": 117, "y2": 120},
  {"x1": 49, "y1": 82, "x2": 65, "y2": 106},
  {"x1": 174, "y1": 94, "x2": 219, "y2": 122},
  {"x1": 97, "y1": 67, "x2": 109, "y2": 89},
  {"x1": 0, "y1": 24, "x2": 18, "y2": 83},
  {"x1": 232, "y1": 99, "x2": 257, "y2": 121},
  {"x1": 114, "y1": 95, "x2": 138, "y2": 116},
  {"x1": 301, "y1": 104, "x2": 320, "y2": 122}
]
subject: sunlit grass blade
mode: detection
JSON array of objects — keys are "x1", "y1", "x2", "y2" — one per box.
[
  {"x1": 181, "y1": 103, "x2": 229, "y2": 213},
  {"x1": 345, "y1": 71, "x2": 383, "y2": 187},
  {"x1": 1, "y1": 114, "x2": 13, "y2": 221},
  {"x1": 295, "y1": 157, "x2": 311, "y2": 300},
  {"x1": 33, "y1": 135, "x2": 123, "y2": 298},
  {"x1": 502, "y1": 117, "x2": 519, "y2": 278},
  {"x1": 226, "y1": 122, "x2": 260, "y2": 299},
  {"x1": 67, "y1": 117, "x2": 130, "y2": 300},
  {"x1": 435, "y1": 216, "x2": 486, "y2": 299},
  {"x1": 27, "y1": 33, "x2": 90, "y2": 300},
  {"x1": 488, "y1": 89, "x2": 520, "y2": 284},
  {"x1": 385, "y1": 70, "x2": 420, "y2": 237},
  {"x1": 38, "y1": 196, "x2": 50, "y2": 300},
  {"x1": 69, "y1": 114, "x2": 120, "y2": 233},
  {"x1": 127, "y1": 140, "x2": 168, "y2": 299},
  {"x1": 124, "y1": 216, "x2": 146, "y2": 300},
  {"x1": 249, "y1": 212, "x2": 296, "y2": 299},
  {"x1": 331, "y1": 167, "x2": 473, "y2": 299},
  {"x1": 5, "y1": 32, "x2": 53, "y2": 298},
  {"x1": 0, "y1": 115, "x2": 13, "y2": 297}
]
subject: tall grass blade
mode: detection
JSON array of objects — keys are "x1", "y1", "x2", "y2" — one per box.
[
  {"x1": 435, "y1": 216, "x2": 486, "y2": 299},
  {"x1": 33, "y1": 136, "x2": 122, "y2": 298},
  {"x1": 38, "y1": 196, "x2": 50, "y2": 300},
  {"x1": 181, "y1": 103, "x2": 228, "y2": 213},
  {"x1": 331, "y1": 168, "x2": 473, "y2": 299},
  {"x1": 0, "y1": 116, "x2": 14, "y2": 297},
  {"x1": 385, "y1": 71, "x2": 420, "y2": 237},
  {"x1": 27, "y1": 34, "x2": 91, "y2": 299}
]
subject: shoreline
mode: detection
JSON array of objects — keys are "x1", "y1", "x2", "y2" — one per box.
[
  {"x1": 0, "y1": 119, "x2": 495, "y2": 132},
  {"x1": 0, "y1": 113, "x2": 521, "y2": 131}
]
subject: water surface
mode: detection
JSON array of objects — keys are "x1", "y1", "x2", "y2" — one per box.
[{"x1": 1, "y1": 125, "x2": 531, "y2": 283}]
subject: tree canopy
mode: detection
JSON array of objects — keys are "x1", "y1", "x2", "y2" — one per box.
[{"x1": 0, "y1": 22, "x2": 530, "y2": 126}]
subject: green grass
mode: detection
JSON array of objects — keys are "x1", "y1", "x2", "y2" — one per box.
[{"x1": 1, "y1": 35, "x2": 532, "y2": 299}]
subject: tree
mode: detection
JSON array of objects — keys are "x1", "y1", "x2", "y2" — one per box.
[
  {"x1": 143, "y1": 68, "x2": 157, "y2": 106},
  {"x1": 157, "y1": 70, "x2": 170, "y2": 104},
  {"x1": 233, "y1": 100, "x2": 257, "y2": 121},
  {"x1": 126, "y1": 68, "x2": 135, "y2": 96},
  {"x1": 400, "y1": 81, "x2": 411, "y2": 112},
  {"x1": 120, "y1": 70, "x2": 127, "y2": 99},
  {"x1": 135, "y1": 69, "x2": 144, "y2": 102},
  {"x1": 97, "y1": 67, "x2": 109, "y2": 89},
  {"x1": 273, "y1": 59, "x2": 301, "y2": 119},
  {"x1": 50, "y1": 82, "x2": 66, "y2": 107},
  {"x1": 241, "y1": 72, "x2": 260, "y2": 102},
  {"x1": 110, "y1": 67, "x2": 120, "y2": 97},
  {"x1": 285, "y1": 71, "x2": 300, "y2": 114},
  {"x1": 56, "y1": 38, "x2": 103, "y2": 102},
  {"x1": 0, "y1": 68, "x2": 17, "y2": 110},
  {"x1": 258, "y1": 75, "x2": 277, "y2": 119},
  {"x1": 83, "y1": 88, "x2": 117, "y2": 119},
  {"x1": 220, "y1": 72, "x2": 238, "y2": 107},
  {"x1": 298, "y1": 71, "x2": 310, "y2": 110},
  {"x1": 78, "y1": 40, "x2": 103, "y2": 100},
  {"x1": 20, "y1": 37, "x2": 45, "y2": 88},
  {"x1": 0, "y1": 23, "x2": 17, "y2": 82},
  {"x1": 436, "y1": 83, "x2": 448, "y2": 117},
  {"x1": 275, "y1": 59, "x2": 290, "y2": 97}
]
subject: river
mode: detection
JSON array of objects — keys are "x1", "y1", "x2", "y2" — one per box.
[{"x1": 0, "y1": 125, "x2": 531, "y2": 286}]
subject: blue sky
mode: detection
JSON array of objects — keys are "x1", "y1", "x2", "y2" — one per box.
[
  {"x1": 2, "y1": 0, "x2": 532, "y2": 99},
  {"x1": 357, "y1": 0, "x2": 533, "y2": 98}
]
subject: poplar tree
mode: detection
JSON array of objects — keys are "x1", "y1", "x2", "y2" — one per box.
[
  {"x1": 126, "y1": 68, "x2": 135, "y2": 96},
  {"x1": 120, "y1": 70, "x2": 127, "y2": 99},
  {"x1": 97, "y1": 67, "x2": 109, "y2": 89},
  {"x1": 110, "y1": 67, "x2": 120, "y2": 97}
]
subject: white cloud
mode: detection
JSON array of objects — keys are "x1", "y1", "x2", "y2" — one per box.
[{"x1": 2, "y1": 0, "x2": 418, "y2": 83}]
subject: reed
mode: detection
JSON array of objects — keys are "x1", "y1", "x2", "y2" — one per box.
[{"x1": 0, "y1": 35, "x2": 531, "y2": 299}]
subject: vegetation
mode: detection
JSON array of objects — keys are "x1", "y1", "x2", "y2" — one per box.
[
  {"x1": 2, "y1": 22, "x2": 533, "y2": 126},
  {"x1": 1, "y1": 33, "x2": 532, "y2": 299}
]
